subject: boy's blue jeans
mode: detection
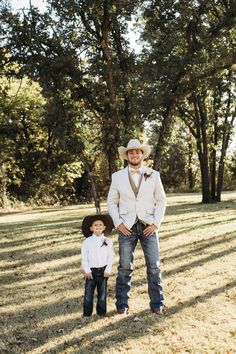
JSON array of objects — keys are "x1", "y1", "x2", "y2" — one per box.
[
  {"x1": 116, "y1": 221, "x2": 164, "y2": 311},
  {"x1": 83, "y1": 266, "x2": 107, "y2": 316}
]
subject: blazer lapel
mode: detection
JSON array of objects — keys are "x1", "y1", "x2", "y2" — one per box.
[
  {"x1": 137, "y1": 167, "x2": 152, "y2": 197},
  {"x1": 128, "y1": 170, "x2": 143, "y2": 197},
  {"x1": 124, "y1": 166, "x2": 136, "y2": 197},
  {"x1": 127, "y1": 166, "x2": 145, "y2": 198},
  {"x1": 136, "y1": 172, "x2": 143, "y2": 194}
]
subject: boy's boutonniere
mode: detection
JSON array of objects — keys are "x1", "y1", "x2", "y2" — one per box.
[
  {"x1": 101, "y1": 239, "x2": 108, "y2": 247},
  {"x1": 144, "y1": 171, "x2": 153, "y2": 181}
]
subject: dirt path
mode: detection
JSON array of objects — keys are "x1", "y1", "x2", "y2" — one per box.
[{"x1": 1, "y1": 193, "x2": 236, "y2": 353}]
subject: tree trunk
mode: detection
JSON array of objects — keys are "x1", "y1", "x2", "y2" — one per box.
[
  {"x1": 199, "y1": 152, "x2": 211, "y2": 203},
  {"x1": 101, "y1": 0, "x2": 119, "y2": 177},
  {"x1": 153, "y1": 105, "x2": 173, "y2": 170},
  {"x1": 187, "y1": 140, "x2": 194, "y2": 190},
  {"x1": 210, "y1": 119, "x2": 217, "y2": 201},
  {"x1": 217, "y1": 131, "x2": 229, "y2": 202},
  {"x1": 217, "y1": 117, "x2": 235, "y2": 201},
  {"x1": 193, "y1": 94, "x2": 211, "y2": 203},
  {"x1": 0, "y1": 164, "x2": 8, "y2": 208},
  {"x1": 210, "y1": 85, "x2": 222, "y2": 201},
  {"x1": 217, "y1": 155, "x2": 224, "y2": 202},
  {"x1": 112, "y1": 15, "x2": 133, "y2": 143},
  {"x1": 88, "y1": 170, "x2": 101, "y2": 215},
  {"x1": 80, "y1": 155, "x2": 101, "y2": 214}
]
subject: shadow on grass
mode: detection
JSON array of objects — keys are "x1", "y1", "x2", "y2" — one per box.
[
  {"x1": 3, "y1": 224, "x2": 230, "y2": 309},
  {"x1": 163, "y1": 244, "x2": 236, "y2": 277},
  {"x1": 165, "y1": 197, "x2": 236, "y2": 216},
  {"x1": 22, "y1": 279, "x2": 236, "y2": 354},
  {"x1": 0, "y1": 204, "x2": 97, "y2": 217},
  {"x1": 161, "y1": 216, "x2": 236, "y2": 241},
  {"x1": 1, "y1": 258, "x2": 235, "y2": 351},
  {"x1": 0, "y1": 252, "x2": 80, "y2": 285},
  {"x1": 0, "y1": 216, "x2": 83, "y2": 233},
  {"x1": 131, "y1": 231, "x2": 236, "y2": 287},
  {"x1": 0, "y1": 233, "x2": 117, "y2": 274},
  {"x1": 0, "y1": 233, "x2": 80, "y2": 255},
  {"x1": 0, "y1": 207, "x2": 68, "y2": 217},
  {"x1": 1, "y1": 197, "x2": 236, "y2": 353},
  {"x1": 4, "y1": 228, "x2": 230, "y2": 305},
  {"x1": 162, "y1": 231, "x2": 236, "y2": 262},
  {"x1": 1, "y1": 228, "x2": 235, "y2": 289}
]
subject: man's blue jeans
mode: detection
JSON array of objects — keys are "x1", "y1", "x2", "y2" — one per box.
[
  {"x1": 83, "y1": 266, "x2": 107, "y2": 316},
  {"x1": 116, "y1": 221, "x2": 164, "y2": 311}
]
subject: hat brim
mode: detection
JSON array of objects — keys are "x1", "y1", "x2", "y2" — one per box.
[
  {"x1": 118, "y1": 145, "x2": 151, "y2": 161},
  {"x1": 82, "y1": 214, "x2": 114, "y2": 238}
]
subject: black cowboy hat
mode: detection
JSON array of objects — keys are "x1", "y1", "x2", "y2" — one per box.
[{"x1": 81, "y1": 214, "x2": 114, "y2": 238}]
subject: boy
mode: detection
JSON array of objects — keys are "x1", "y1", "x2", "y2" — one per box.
[{"x1": 81, "y1": 214, "x2": 115, "y2": 317}]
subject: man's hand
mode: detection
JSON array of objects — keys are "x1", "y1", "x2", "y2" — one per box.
[
  {"x1": 104, "y1": 272, "x2": 110, "y2": 278},
  {"x1": 84, "y1": 272, "x2": 93, "y2": 280},
  {"x1": 143, "y1": 224, "x2": 157, "y2": 237},
  {"x1": 117, "y1": 223, "x2": 132, "y2": 236}
]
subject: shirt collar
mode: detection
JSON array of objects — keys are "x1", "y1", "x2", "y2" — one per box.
[{"x1": 91, "y1": 233, "x2": 105, "y2": 239}]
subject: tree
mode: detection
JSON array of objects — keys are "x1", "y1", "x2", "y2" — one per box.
[
  {"x1": 0, "y1": 73, "x2": 45, "y2": 199},
  {"x1": 148, "y1": 118, "x2": 199, "y2": 191},
  {"x1": 140, "y1": 0, "x2": 236, "y2": 202},
  {"x1": 178, "y1": 69, "x2": 235, "y2": 202},
  {"x1": 2, "y1": 0, "x2": 142, "y2": 173},
  {"x1": 0, "y1": 0, "x2": 146, "y2": 208}
]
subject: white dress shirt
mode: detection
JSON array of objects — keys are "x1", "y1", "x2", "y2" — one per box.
[
  {"x1": 129, "y1": 165, "x2": 143, "y2": 187},
  {"x1": 81, "y1": 234, "x2": 115, "y2": 274}
]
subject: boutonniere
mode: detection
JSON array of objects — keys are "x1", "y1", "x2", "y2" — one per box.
[
  {"x1": 144, "y1": 171, "x2": 153, "y2": 181},
  {"x1": 101, "y1": 239, "x2": 108, "y2": 247}
]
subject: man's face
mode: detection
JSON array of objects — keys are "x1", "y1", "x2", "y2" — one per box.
[
  {"x1": 127, "y1": 149, "x2": 143, "y2": 167},
  {"x1": 90, "y1": 220, "x2": 106, "y2": 236}
]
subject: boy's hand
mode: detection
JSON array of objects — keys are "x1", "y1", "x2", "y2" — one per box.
[
  {"x1": 104, "y1": 272, "x2": 110, "y2": 278},
  {"x1": 84, "y1": 272, "x2": 93, "y2": 280}
]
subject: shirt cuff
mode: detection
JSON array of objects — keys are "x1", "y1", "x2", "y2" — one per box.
[
  {"x1": 105, "y1": 266, "x2": 111, "y2": 274},
  {"x1": 114, "y1": 219, "x2": 123, "y2": 228},
  {"x1": 83, "y1": 267, "x2": 91, "y2": 273}
]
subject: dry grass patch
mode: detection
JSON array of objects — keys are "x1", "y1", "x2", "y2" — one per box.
[{"x1": 0, "y1": 192, "x2": 236, "y2": 354}]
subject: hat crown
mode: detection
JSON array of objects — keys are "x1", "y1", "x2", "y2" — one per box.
[
  {"x1": 118, "y1": 138, "x2": 151, "y2": 161},
  {"x1": 127, "y1": 139, "x2": 142, "y2": 149}
]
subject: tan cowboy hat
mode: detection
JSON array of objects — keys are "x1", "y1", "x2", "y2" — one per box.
[
  {"x1": 81, "y1": 214, "x2": 114, "y2": 238},
  {"x1": 118, "y1": 139, "x2": 151, "y2": 160}
]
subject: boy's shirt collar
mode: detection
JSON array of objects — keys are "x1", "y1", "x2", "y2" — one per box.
[{"x1": 91, "y1": 233, "x2": 105, "y2": 238}]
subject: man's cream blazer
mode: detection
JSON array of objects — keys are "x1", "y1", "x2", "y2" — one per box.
[{"x1": 107, "y1": 166, "x2": 166, "y2": 230}]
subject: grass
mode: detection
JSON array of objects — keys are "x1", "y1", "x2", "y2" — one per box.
[{"x1": 0, "y1": 191, "x2": 236, "y2": 354}]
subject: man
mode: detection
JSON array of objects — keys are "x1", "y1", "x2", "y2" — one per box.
[{"x1": 107, "y1": 138, "x2": 166, "y2": 315}]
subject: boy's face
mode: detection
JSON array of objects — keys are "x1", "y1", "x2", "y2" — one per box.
[{"x1": 90, "y1": 220, "x2": 106, "y2": 236}]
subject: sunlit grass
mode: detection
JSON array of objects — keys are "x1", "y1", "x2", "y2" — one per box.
[{"x1": 0, "y1": 192, "x2": 236, "y2": 353}]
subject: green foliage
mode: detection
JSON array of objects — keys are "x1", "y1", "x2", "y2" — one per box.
[
  {"x1": 139, "y1": 0, "x2": 236, "y2": 201},
  {"x1": 148, "y1": 119, "x2": 200, "y2": 191},
  {"x1": 228, "y1": 149, "x2": 236, "y2": 184},
  {"x1": 140, "y1": 0, "x2": 235, "y2": 114},
  {"x1": 0, "y1": 64, "x2": 86, "y2": 204},
  {"x1": 0, "y1": 1, "x2": 235, "y2": 206},
  {"x1": 0, "y1": 73, "x2": 45, "y2": 193}
]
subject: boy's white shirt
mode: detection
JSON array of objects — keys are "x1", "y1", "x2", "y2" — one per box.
[{"x1": 81, "y1": 233, "x2": 115, "y2": 274}]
